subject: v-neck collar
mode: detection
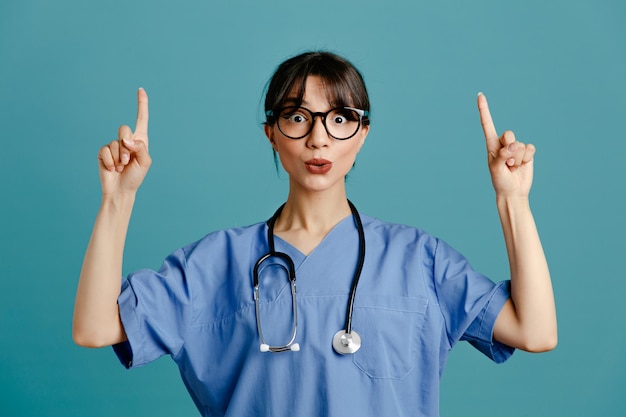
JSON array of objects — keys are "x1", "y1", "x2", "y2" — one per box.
[{"x1": 271, "y1": 214, "x2": 355, "y2": 267}]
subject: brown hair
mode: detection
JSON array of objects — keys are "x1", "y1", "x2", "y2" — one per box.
[{"x1": 264, "y1": 51, "x2": 370, "y2": 126}]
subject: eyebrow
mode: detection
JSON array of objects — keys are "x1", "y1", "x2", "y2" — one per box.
[{"x1": 282, "y1": 97, "x2": 338, "y2": 108}]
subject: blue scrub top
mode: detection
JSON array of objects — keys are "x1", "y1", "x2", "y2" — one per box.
[{"x1": 114, "y1": 214, "x2": 513, "y2": 416}]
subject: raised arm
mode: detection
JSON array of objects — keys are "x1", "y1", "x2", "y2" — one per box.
[
  {"x1": 477, "y1": 93, "x2": 557, "y2": 352},
  {"x1": 72, "y1": 88, "x2": 152, "y2": 347}
]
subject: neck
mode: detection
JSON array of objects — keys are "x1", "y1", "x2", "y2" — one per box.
[{"x1": 274, "y1": 188, "x2": 351, "y2": 236}]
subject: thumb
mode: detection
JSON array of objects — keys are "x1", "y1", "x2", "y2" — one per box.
[
  {"x1": 490, "y1": 141, "x2": 520, "y2": 173},
  {"x1": 122, "y1": 138, "x2": 152, "y2": 168}
]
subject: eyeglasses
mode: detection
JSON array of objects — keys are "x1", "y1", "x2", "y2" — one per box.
[{"x1": 266, "y1": 106, "x2": 369, "y2": 140}]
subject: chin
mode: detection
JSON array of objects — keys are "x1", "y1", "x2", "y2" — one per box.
[{"x1": 293, "y1": 176, "x2": 344, "y2": 194}]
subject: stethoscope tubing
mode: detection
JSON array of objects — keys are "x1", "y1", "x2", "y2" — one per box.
[
  {"x1": 254, "y1": 200, "x2": 365, "y2": 354},
  {"x1": 343, "y1": 200, "x2": 365, "y2": 335}
]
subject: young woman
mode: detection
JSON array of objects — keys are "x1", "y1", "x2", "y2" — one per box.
[{"x1": 73, "y1": 51, "x2": 557, "y2": 416}]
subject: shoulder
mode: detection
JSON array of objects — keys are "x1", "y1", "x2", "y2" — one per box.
[
  {"x1": 360, "y1": 214, "x2": 438, "y2": 247},
  {"x1": 179, "y1": 221, "x2": 267, "y2": 259},
  {"x1": 361, "y1": 215, "x2": 466, "y2": 255},
  {"x1": 357, "y1": 214, "x2": 447, "y2": 266}
]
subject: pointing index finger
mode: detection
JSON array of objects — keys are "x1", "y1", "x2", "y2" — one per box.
[
  {"x1": 135, "y1": 87, "x2": 149, "y2": 137},
  {"x1": 477, "y1": 92, "x2": 499, "y2": 151}
]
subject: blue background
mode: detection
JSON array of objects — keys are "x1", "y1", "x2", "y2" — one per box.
[{"x1": 1, "y1": 0, "x2": 624, "y2": 415}]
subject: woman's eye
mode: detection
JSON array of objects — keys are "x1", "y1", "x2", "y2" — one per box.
[
  {"x1": 330, "y1": 109, "x2": 358, "y2": 125},
  {"x1": 281, "y1": 109, "x2": 308, "y2": 124},
  {"x1": 289, "y1": 114, "x2": 306, "y2": 123},
  {"x1": 332, "y1": 115, "x2": 346, "y2": 124}
]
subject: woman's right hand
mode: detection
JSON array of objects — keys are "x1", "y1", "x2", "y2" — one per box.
[{"x1": 98, "y1": 88, "x2": 152, "y2": 196}]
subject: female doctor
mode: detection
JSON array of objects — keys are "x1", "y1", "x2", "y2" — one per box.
[{"x1": 73, "y1": 51, "x2": 557, "y2": 416}]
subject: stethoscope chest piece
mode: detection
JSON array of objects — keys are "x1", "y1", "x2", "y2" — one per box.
[{"x1": 332, "y1": 329, "x2": 362, "y2": 355}]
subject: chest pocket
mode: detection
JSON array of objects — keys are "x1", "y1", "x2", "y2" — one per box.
[{"x1": 351, "y1": 295, "x2": 429, "y2": 379}]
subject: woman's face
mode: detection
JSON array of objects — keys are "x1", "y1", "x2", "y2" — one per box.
[{"x1": 264, "y1": 76, "x2": 369, "y2": 195}]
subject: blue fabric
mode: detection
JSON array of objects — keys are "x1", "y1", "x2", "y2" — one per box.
[{"x1": 114, "y1": 214, "x2": 514, "y2": 416}]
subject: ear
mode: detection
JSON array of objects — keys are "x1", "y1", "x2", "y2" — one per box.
[
  {"x1": 264, "y1": 124, "x2": 277, "y2": 150},
  {"x1": 356, "y1": 124, "x2": 369, "y2": 152}
]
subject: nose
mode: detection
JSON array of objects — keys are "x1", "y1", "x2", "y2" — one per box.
[{"x1": 306, "y1": 115, "x2": 330, "y2": 148}]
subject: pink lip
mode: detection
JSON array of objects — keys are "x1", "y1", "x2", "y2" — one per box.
[{"x1": 305, "y1": 158, "x2": 332, "y2": 174}]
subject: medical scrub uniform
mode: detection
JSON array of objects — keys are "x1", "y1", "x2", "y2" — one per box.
[{"x1": 114, "y1": 214, "x2": 514, "y2": 416}]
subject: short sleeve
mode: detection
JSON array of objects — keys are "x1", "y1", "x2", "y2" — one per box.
[
  {"x1": 433, "y1": 238, "x2": 514, "y2": 363},
  {"x1": 461, "y1": 280, "x2": 514, "y2": 363},
  {"x1": 113, "y1": 248, "x2": 192, "y2": 369}
]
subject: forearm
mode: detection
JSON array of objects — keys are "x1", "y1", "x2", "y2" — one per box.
[
  {"x1": 72, "y1": 193, "x2": 136, "y2": 347},
  {"x1": 496, "y1": 196, "x2": 557, "y2": 351}
]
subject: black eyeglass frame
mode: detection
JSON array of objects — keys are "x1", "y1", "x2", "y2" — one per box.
[{"x1": 266, "y1": 106, "x2": 370, "y2": 140}]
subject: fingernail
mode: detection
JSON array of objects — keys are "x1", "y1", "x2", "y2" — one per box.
[
  {"x1": 508, "y1": 143, "x2": 517, "y2": 152},
  {"x1": 122, "y1": 138, "x2": 135, "y2": 147},
  {"x1": 477, "y1": 91, "x2": 484, "y2": 97},
  {"x1": 121, "y1": 154, "x2": 130, "y2": 164},
  {"x1": 507, "y1": 158, "x2": 515, "y2": 166}
]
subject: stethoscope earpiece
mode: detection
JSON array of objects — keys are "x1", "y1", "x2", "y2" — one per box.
[{"x1": 259, "y1": 343, "x2": 300, "y2": 353}]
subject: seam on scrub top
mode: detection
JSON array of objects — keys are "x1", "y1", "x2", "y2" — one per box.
[
  {"x1": 475, "y1": 301, "x2": 490, "y2": 345},
  {"x1": 190, "y1": 302, "x2": 258, "y2": 330},
  {"x1": 172, "y1": 246, "x2": 192, "y2": 361},
  {"x1": 477, "y1": 281, "x2": 506, "y2": 345},
  {"x1": 352, "y1": 297, "x2": 429, "y2": 314},
  {"x1": 189, "y1": 281, "x2": 303, "y2": 329},
  {"x1": 189, "y1": 294, "x2": 343, "y2": 330},
  {"x1": 429, "y1": 238, "x2": 454, "y2": 349},
  {"x1": 352, "y1": 305, "x2": 425, "y2": 314}
]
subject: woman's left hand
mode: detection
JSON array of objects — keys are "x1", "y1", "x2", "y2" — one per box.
[{"x1": 477, "y1": 93, "x2": 536, "y2": 198}]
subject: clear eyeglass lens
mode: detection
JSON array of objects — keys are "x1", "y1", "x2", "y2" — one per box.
[{"x1": 278, "y1": 107, "x2": 360, "y2": 139}]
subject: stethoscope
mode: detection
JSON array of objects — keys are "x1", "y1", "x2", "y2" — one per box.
[{"x1": 253, "y1": 200, "x2": 365, "y2": 355}]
